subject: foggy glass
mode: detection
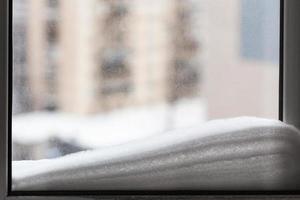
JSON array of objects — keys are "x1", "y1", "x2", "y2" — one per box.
[{"x1": 12, "y1": 0, "x2": 279, "y2": 161}]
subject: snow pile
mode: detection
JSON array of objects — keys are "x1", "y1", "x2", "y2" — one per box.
[
  {"x1": 12, "y1": 98, "x2": 206, "y2": 148},
  {"x1": 12, "y1": 117, "x2": 300, "y2": 191}
]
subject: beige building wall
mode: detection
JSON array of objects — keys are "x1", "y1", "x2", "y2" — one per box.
[
  {"x1": 128, "y1": 0, "x2": 173, "y2": 106},
  {"x1": 202, "y1": 0, "x2": 278, "y2": 120},
  {"x1": 27, "y1": 0, "x2": 48, "y2": 110},
  {"x1": 27, "y1": 0, "x2": 278, "y2": 118},
  {"x1": 27, "y1": 0, "x2": 179, "y2": 114},
  {"x1": 58, "y1": 0, "x2": 98, "y2": 113}
]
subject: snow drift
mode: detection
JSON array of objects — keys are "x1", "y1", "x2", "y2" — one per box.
[
  {"x1": 12, "y1": 98, "x2": 206, "y2": 148},
  {"x1": 12, "y1": 117, "x2": 300, "y2": 191}
]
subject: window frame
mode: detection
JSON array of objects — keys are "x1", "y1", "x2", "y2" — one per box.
[{"x1": 2, "y1": 0, "x2": 300, "y2": 199}]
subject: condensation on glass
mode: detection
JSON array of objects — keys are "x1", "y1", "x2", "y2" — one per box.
[{"x1": 12, "y1": 0, "x2": 279, "y2": 160}]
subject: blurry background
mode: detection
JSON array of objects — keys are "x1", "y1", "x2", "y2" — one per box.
[{"x1": 12, "y1": 0, "x2": 279, "y2": 160}]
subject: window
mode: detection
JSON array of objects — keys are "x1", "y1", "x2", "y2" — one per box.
[
  {"x1": 12, "y1": 0, "x2": 280, "y2": 186},
  {"x1": 101, "y1": 49, "x2": 130, "y2": 78},
  {"x1": 48, "y1": 0, "x2": 59, "y2": 8},
  {"x1": 2, "y1": 1, "x2": 297, "y2": 198},
  {"x1": 46, "y1": 21, "x2": 58, "y2": 43}
]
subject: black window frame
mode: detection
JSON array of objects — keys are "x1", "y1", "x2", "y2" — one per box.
[{"x1": 2, "y1": 0, "x2": 300, "y2": 199}]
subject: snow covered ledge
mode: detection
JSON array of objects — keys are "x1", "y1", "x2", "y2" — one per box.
[{"x1": 12, "y1": 117, "x2": 300, "y2": 191}]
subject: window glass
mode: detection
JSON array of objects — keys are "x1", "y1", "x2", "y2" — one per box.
[{"x1": 12, "y1": 0, "x2": 280, "y2": 184}]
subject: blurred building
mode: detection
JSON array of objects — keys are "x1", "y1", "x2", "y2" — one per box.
[
  {"x1": 23, "y1": 0, "x2": 201, "y2": 114},
  {"x1": 14, "y1": 0, "x2": 279, "y2": 118},
  {"x1": 13, "y1": 0, "x2": 32, "y2": 114},
  {"x1": 201, "y1": 0, "x2": 279, "y2": 119},
  {"x1": 12, "y1": 0, "x2": 280, "y2": 160}
]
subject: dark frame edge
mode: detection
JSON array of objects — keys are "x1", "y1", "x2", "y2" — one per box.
[
  {"x1": 283, "y1": 0, "x2": 300, "y2": 129},
  {"x1": 279, "y1": 0, "x2": 284, "y2": 121},
  {"x1": 7, "y1": 0, "x2": 13, "y2": 196},
  {"x1": 0, "y1": 0, "x2": 8, "y2": 199}
]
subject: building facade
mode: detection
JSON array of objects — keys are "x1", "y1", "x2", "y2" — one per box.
[
  {"x1": 14, "y1": 0, "x2": 279, "y2": 118},
  {"x1": 23, "y1": 0, "x2": 201, "y2": 114}
]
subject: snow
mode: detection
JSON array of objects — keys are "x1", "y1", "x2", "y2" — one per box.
[
  {"x1": 12, "y1": 117, "x2": 300, "y2": 190},
  {"x1": 12, "y1": 98, "x2": 206, "y2": 148}
]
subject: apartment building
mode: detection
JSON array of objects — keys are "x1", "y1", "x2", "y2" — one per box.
[
  {"x1": 23, "y1": 0, "x2": 201, "y2": 114},
  {"x1": 14, "y1": 0, "x2": 279, "y2": 118}
]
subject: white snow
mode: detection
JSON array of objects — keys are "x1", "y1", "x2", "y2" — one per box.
[
  {"x1": 12, "y1": 98, "x2": 206, "y2": 148},
  {"x1": 12, "y1": 117, "x2": 300, "y2": 191}
]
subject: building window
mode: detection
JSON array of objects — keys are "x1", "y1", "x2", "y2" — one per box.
[
  {"x1": 101, "y1": 50, "x2": 130, "y2": 78},
  {"x1": 48, "y1": 0, "x2": 58, "y2": 9},
  {"x1": 47, "y1": 21, "x2": 58, "y2": 43}
]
